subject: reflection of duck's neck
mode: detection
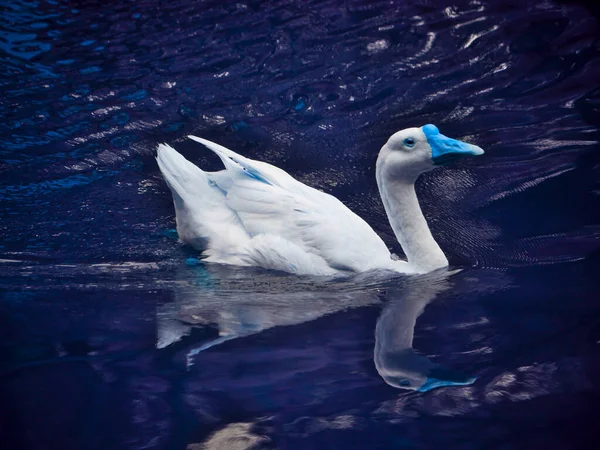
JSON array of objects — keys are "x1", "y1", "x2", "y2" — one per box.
[
  {"x1": 374, "y1": 277, "x2": 476, "y2": 392},
  {"x1": 374, "y1": 283, "x2": 438, "y2": 390}
]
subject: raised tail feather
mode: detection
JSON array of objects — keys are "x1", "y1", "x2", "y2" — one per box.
[{"x1": 156, "y1": 143, "x2": 248, "y2": 254}]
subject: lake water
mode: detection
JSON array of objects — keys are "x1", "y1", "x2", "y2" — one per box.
[{"x1": 1, "y1": 0, "x2": 599, "y2": 448}]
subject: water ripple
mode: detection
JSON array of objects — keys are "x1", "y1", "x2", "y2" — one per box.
[{"x1": 1, "y1": 0, "x2": 598, "y2": 272}]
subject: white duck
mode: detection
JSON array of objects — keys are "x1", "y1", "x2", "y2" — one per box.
[{"x1": 156, "y1": 124, "x2": 483, "y2": 276}]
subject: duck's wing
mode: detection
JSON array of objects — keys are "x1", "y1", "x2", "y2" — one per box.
[
  {"x1": 189, "y1": 136, "x2": 391, "y2": 272},
  {"x1": 156, "y1": 143, "x2": 250, "y2": 256}
]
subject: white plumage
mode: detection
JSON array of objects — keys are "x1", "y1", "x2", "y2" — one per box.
[{"x1": 157, "y1": 126, "x2": 483, "y2": 276}]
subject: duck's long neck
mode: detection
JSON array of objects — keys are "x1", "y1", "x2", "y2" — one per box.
[{"x1": 376, "y1": 168, "x2": 448, "y2": 273}]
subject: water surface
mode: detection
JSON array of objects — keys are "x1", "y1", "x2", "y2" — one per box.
[{"x1": 1, "y1": 0, "x2": 600, "y2": 448}]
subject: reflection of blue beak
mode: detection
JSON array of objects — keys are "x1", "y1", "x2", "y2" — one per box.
[
  {"x1": 422, "y1": 124, "x2": 484, "y2": 166},
  {"x1": 417, "y1": 376, "x2": 476, "y2": 392},
  {"x1": 417, "y1": 365, "x2": 477, "y2": 392}
]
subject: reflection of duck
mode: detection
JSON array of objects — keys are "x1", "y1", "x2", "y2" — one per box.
[
  {"x1": 158, "y1": 266, "x2": 476, "y2": 391},
  {"x1": 374, "y1": 274, "x2": 476, "y2": 392},
  {"x1": 156, "y1": 265, "x2": 383, "y2": 361},
  {"x1": 157, "y1": 125, "x2": 483, "y2": 275}
]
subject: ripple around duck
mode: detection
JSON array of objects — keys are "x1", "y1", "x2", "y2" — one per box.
[
  {"x1": 1, "y1": 1, "x2": 597, "y2": 268},
  {"x1": 0, "y1": 0, "x2": 597, "y2": 268}
]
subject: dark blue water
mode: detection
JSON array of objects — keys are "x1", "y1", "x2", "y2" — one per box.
[{"x1": 1, "y1": 0, "x2": 600, "y2": 448}]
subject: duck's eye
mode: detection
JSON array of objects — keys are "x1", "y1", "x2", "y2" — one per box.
[
  {"x1": 399, "y1": 379, "x2": 411, "y2": 387},
  {"x1": 403, "y1": 138, "x2": 415, "y2": 148}
]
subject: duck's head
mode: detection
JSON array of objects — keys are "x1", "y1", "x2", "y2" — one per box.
[{"x1": 377, "y1": 124, "x2": 484, "y2": 181}]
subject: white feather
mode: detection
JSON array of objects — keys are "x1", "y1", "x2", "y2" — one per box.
[
  {"x1": 157, "y1": 137, "x2": 403, "y2": 274},
  {"x1": 157, "y1": 125, "x2": 485, "y2": 273},
  {"x1": 156, "y1": 125, "x2": 485, "y2": 275}
]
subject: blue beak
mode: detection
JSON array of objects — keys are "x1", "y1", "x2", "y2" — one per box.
[{"x1": 422, "y1": 124, "x2": 484, "y2": 165}]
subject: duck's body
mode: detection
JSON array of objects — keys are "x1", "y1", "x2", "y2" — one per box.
[
  {"x1": 157, "y1": 125, "x2": 483, "y2": 276},
  {"x1": 157, "y1": 138, "x2": 403, "y2": 275}
]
